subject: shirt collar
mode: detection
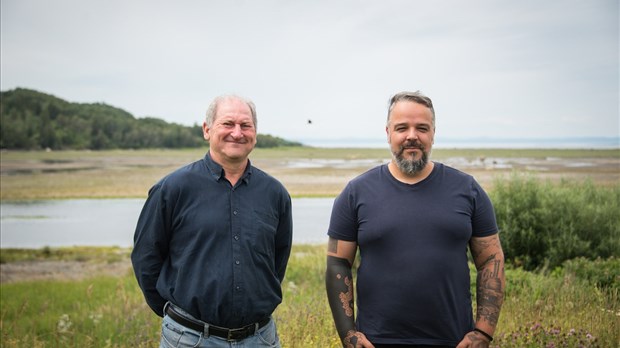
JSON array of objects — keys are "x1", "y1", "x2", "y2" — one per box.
[{"x1": 204, "y1": 152, "x2": 253, "y2": 185}]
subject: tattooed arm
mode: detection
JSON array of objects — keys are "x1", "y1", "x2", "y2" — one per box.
[
  {"x1": 325, "y1": 237, "x2": 375, "y2": 348},
  {"x1": 457, "y1": 234, "x2": 505, "y2": 348}
]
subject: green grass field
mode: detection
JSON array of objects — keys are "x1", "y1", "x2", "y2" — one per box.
[{"x1": 1, "y1": 246, "x2": 618, "y2": 347}]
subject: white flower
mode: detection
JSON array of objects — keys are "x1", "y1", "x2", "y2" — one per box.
[{"x1": 56, "y1": 314, "x2": 73, "y2": 334}]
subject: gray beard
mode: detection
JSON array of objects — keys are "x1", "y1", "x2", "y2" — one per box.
[{"x1": 393, "y1": 144, "x2": 429, "y2": 176}]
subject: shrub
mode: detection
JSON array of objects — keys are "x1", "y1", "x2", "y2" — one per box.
[
  {"x1": 490, "y1": 174, "x2": 620, "y2": 270},
  {"x1": 558, "y1": 257, "x2": 620, "y2": 290}
]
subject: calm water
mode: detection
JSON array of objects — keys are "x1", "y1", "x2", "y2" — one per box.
[{"x1": 0, "y1": 198, "x2": 334, "y2": 248}]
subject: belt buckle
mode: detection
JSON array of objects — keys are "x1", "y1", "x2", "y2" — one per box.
[{"x1": 227, "y1": 327, "x2": 245, "y2": 341}]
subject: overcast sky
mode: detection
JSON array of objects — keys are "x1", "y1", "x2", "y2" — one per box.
[{"x1": 1, "y1": 0, "x2": 618, "y2": 145}]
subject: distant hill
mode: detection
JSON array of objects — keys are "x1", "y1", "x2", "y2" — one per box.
[{"x1": 0, "y1": 88, "x2": 302, "y2": 150}]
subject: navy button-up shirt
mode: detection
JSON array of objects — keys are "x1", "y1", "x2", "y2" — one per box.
[{"x1": 131, "y1": 152, "x2": 293, "y2": 328}]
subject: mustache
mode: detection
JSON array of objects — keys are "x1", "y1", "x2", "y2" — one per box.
[{"x1": 399, "y1": 141, "x2": 425, "y2": 152}]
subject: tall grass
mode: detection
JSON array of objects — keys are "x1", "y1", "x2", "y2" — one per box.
[
  {"x1": 1, "y1": 245, "x2": 619, "y2": 347},
  {"x1": 0, "y1": 273, "x2": 159, "y2": 347},
  {"x1": 497, "y1": 264, "x2": 619, "y2": 347}
]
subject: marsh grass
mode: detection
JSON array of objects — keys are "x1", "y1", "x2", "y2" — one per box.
[
  {"x1": 0, "y1": 246, "x2": 130, "y2": 264},
  {"x1": 1, "y1": 245, "x2": 618, "y2": 347}
]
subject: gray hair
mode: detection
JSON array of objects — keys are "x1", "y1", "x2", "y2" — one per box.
[
  {"x1": 387, "y1": 91, "x2": 435, "y2": 128},
  {"x1": 205, "y1": 95, "x2": 257, "y2": 129}
]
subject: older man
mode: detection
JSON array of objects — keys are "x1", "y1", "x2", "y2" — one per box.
[{"x1": 132, "y1": 95, "x2": 293, "y2": 347}]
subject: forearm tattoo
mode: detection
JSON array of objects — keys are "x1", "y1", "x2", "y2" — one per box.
[
  {"x1": 472, "y1": 238, "x2": 505, "y2": 329},
  {"x1": 477, "y1": 258, "x2": 503, "y2": 326},
  {"x1": 326, "y1": 255, "x2": 356, "y2": 342},
  {"x1": 339, "y1": 274, "x2": 354, "y2": 316}
]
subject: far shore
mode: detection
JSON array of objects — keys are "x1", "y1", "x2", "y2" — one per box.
[{"x1": 1, "y1": 147, "x2": 618, "y2": 200}]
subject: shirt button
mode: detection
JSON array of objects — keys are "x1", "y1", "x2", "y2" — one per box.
[
  {"x1": 233, "y1": 210, "x2": 238, "y2": 215},
  {"x1": 235, "y1": 260, "x2": 240, "y2": 265},
  {"x1": 234, "y1": 235, "x2": 239, "y2": 241},
  {"x1": 236, "y1": 286, "x2": 241, "y2": 291}
]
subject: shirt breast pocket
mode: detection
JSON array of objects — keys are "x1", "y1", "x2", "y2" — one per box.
[{"x1": 251, "y1": 208, "x2": 279, "y2": 240}]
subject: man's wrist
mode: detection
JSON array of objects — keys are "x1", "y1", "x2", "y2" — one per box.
[{"x1": 473, "y1": 327, "x2": 494, "y2": 341}]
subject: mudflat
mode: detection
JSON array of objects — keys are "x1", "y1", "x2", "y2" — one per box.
[{"x1": 1, "y1": 147, "x2": 618, "y2": 200}]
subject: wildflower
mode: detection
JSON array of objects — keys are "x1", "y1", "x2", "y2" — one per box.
[
  {"x1": 89, "y1": 312, "x2": 103, "y2": 325},
  {"x1": 56, "y1": 314, "x2": 73, "y2": 334}
]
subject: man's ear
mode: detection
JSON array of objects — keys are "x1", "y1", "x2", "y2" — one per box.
[{"x1": 202, "y1": 122, "x2": 210, "y2": 141}]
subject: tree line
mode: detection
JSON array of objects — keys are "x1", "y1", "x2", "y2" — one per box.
[{"x1": 0, "y1": 88, "x2": 302, "y2": 150}]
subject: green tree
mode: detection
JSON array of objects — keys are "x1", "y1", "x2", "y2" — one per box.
[{"x1": 1, "y1": 88, "x2": 303, "y2": 150}]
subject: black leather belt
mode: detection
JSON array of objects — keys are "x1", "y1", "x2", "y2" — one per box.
[{"x1": 165, "y1": 304, "x2": 270, "y2": 341}]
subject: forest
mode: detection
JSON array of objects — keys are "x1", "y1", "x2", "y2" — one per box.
[{"x1": 0, "y1": 88, "x2": 302, "y2": 150}]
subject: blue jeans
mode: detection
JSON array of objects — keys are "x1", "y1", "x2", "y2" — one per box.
[{"x1": 160, "y1": 314, "x2": 281, "y2": 348}]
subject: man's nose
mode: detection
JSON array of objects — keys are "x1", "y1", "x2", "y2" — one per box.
[
  {"x1": 406, "y1": 128, "x2": 419, "y2": 140},
  {"x1": 230, "y1": 124, "x2": 243, "y2": 138}
]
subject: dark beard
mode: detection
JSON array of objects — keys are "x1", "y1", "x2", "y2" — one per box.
[{"x1": 392, "y1": 141, "x2": 429, "y2": 176}]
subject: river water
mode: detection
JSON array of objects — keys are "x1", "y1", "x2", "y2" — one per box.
[{"x1": 0, "y1": 198, "x2": 334, "y2": 248}]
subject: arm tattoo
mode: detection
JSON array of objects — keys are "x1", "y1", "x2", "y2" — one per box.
[
  {"x1": 476, "y1": 251, "x2": 505, "y2": 328},
  {"x1": 328, "y1": 238, "x2": 338, "y2": 253},
  {"x1": 470, "y1": 238, "x2": 491, "y2": 259},
  {"x1": 326, "y1": 255, "x2": 357, "y2": 343},
  {"x1": 338, "y1": 274, "x2": 354, "y2": 316},
  {"x1": 466, "y1": 332, "x2": 491, "y2": 348},
  {"x1": 343, "y1": 330, "x2": 364, "y2": 348},
  {"x1": 470, "y1": 236, "x2": 505, "y2": 333}
]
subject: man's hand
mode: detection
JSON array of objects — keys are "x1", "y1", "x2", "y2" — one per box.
[
  {"x1": 343, "y1": 330, "x2": 375, "y2": 348},
  {"x1": 455, "y1": 330, "x2": 491, "y2": 348}
]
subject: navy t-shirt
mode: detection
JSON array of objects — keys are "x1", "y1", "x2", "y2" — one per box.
[{"x1": 328, "y1": 162, "x2": 498, "y2": 346}]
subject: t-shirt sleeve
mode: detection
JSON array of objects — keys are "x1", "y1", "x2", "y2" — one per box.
[
  {"x1": 471, "y1": 180, "x2": 499, "y2": 237},
  {"x1": 327, "y1": 183, "x2": 358, "y2": 242}
]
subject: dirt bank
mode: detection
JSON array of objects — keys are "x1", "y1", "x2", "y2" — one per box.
[{"x1": 0, "y1": 259, "x2": 133, "y2": 283}]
